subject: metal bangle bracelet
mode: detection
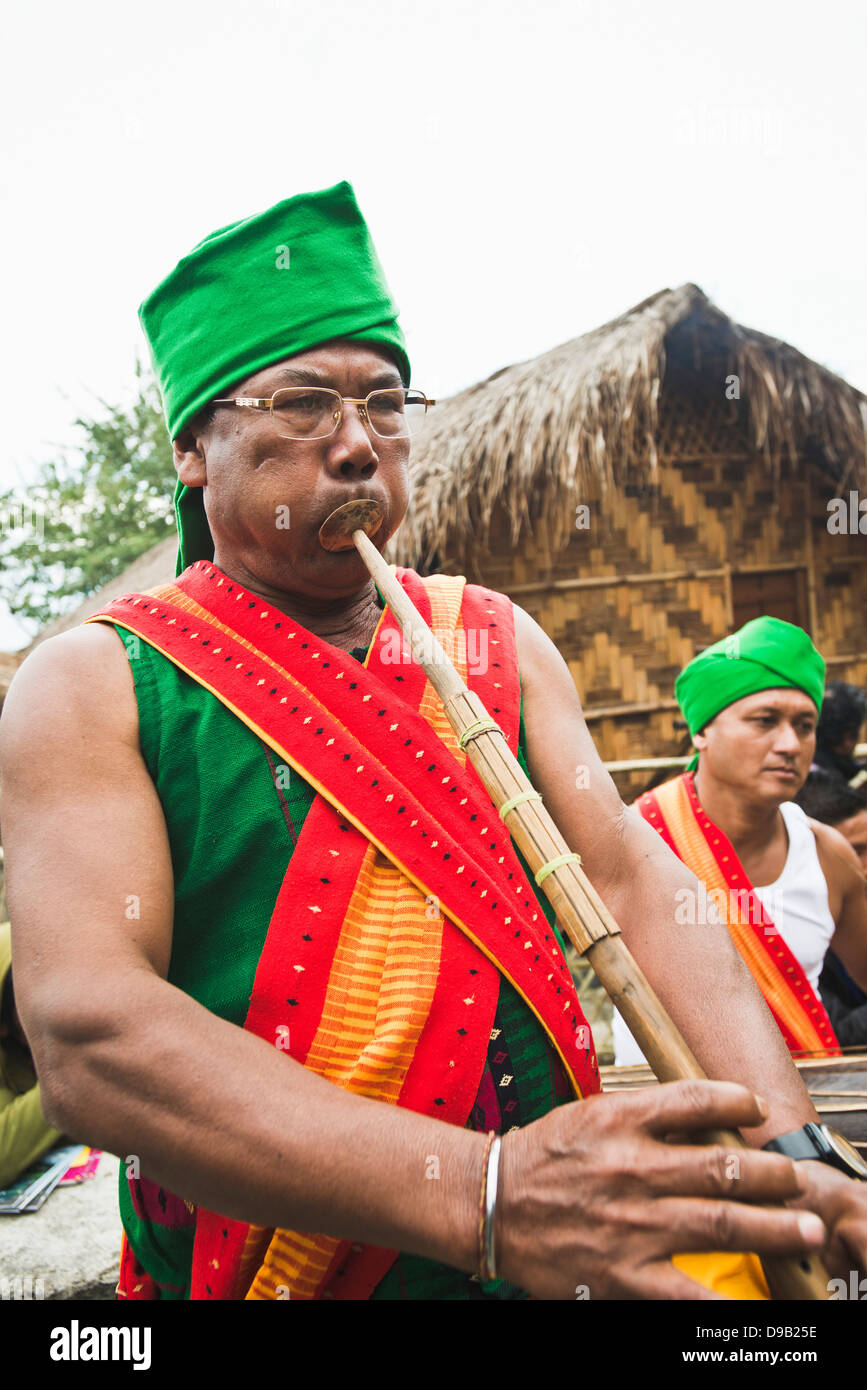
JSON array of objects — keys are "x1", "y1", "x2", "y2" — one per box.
[{"x1": 482, "y1": 1136, "x2": 502, "y2": 1282}]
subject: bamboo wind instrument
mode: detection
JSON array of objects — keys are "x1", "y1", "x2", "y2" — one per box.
[{"x1": 319, "y1": 499, "x2": 830, "y2": 1302}]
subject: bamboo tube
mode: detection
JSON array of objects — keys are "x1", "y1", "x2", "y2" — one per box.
[{"x1": 320, "y1": 503, "x2": 830, "y2": 1301}]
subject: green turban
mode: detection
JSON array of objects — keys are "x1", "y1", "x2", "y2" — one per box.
[
  {"x1": 138, "y1": 181, "x2": 411, "y2": 575},
  {"x1": 675, "y1": 616, "x2": 826, "y2": 771}
]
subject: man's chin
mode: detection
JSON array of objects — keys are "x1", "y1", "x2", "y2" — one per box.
[
  {"x1": 762, "y1": 768, "x2": 804, "y2": 792},
  {"x1": 745, "y1": 770, "x2": 805, "y2": 806},
  {"x1": 272, "y1": 540, "x2": 375, "y2": 594}
]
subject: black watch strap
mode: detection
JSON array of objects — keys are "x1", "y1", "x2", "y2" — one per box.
[
  {"x1": 763, "y1": 1124, "x2": 827, "y2": 1163},
  {"x1": 763, "y1": 1122, "x2": 867, "y2": 1179}
]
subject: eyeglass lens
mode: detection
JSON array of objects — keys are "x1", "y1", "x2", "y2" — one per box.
[{"x1": 271, "y1": 388, "x2": 428, "y2": 439}]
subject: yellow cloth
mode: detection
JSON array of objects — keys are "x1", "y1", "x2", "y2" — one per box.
[
  {"x1": 0, "y1": 923, "x2": 65, "y2": 1190},
  {"x1": 673, "y1": 1251, "x2": 770, "y2": 1299}
]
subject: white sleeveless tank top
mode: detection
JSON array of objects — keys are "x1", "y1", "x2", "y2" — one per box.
[{"x1": 612, "y1": 800, "x2": 836, "y2": 1066}]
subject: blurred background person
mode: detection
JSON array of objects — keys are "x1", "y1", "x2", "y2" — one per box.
[
  {"x1": 614, "y1": 618, "x2": 867, "y2": 1065},
  {"x1": 797, "y1": 769, "x2": 867, "y2": 1047},
  {"x1": 813, "y1": 681, "x2": 867, "y2": 786}
]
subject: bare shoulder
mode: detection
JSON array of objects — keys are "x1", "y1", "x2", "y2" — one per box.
[
  {"x1": 808, "y1": 815, "x2": 861, "y2": 868},
  {"x1": 507, "y1": 601, "x2": 630, "y2": 894},
  {"x1": 1, "y1": 620, "x2": 173, "y2": 1014},
  {"x1": 0, "y1": 623, "x2": 139, "y2": 767},
  {"x1": 808, "y1": 815, "x2": 865, "y2": 894},
  {"x1": 512, "y1": 601, "x2": 582, "y2": 709},
  {"x1": 511, "y1": 600, "x2": 556, "y2": 663}
]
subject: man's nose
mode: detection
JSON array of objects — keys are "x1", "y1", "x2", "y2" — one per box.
[
  {"x1": 773, "y1": 722, "x2": 802, "y2": 756},
  {"x1": 326, "y1": 401, "x2": 378, "y2": 477}
]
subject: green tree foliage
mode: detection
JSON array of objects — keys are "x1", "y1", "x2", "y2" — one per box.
[{"x1": 0, "y1": 364, "x2": 177, "y2": 629}]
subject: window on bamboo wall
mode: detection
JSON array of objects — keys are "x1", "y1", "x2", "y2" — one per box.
[{"x1": 731, "y1": 569, "x2": 810, "y2": 632}]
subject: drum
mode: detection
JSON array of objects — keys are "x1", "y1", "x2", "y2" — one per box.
[{"x1": 601, "y1": 1052, "x2": 867, "y2": 1155}]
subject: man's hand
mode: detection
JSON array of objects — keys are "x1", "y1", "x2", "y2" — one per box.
[
  {"x1": 496, "y1": 1081, "x2": 826, "y2": 1300},
  {"x1": 789, "y1": 1160, "x2": 867, "y2": 1282}
]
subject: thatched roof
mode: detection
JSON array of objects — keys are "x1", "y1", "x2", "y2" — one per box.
[{"x1": 389, "y1": 282, "x2": 867, "y2": 568}]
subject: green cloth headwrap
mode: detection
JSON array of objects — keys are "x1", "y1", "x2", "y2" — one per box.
[
  {"x1": 138, "y1": 181, "x2": 411, "y2": 575},
  {"x1": 675, "y1": 616, "x2": 825, "y2": 772}
]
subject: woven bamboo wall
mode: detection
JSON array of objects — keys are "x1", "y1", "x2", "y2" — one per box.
[
  {"x1": 810, "y1": 476, "x2": 867, "y2": 673},
  {"x1": 449, "y1": 371, "x2": 867, "y2": 803}
]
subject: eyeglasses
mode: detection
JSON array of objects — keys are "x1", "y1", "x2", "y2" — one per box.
[{"x1": 209, "y1": 386, "x2": 436, "y2": 441}]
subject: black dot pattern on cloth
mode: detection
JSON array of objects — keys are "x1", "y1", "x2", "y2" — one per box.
[{"x1": 110, "y1": 566, "x2": 587, "y2": 1066}]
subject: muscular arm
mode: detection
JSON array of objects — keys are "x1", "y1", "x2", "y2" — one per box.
[
  {"x1": 812, "y1": 819, "x2": 867, "y2": 994},
  {"x1": 513, "y1": 603, "x2": 818, "y2": 1144},
  {"x1": 0, "y1": 626, "x2": 482, "y2": 1268}
]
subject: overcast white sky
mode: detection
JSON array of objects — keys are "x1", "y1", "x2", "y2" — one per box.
[{"x1": 1, "y1": 0, "x2": 865, "y2": 648}]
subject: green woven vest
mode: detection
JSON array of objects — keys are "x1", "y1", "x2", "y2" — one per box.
[{"x1": 113, "y1": 622, "x2": 574, "y2": 1299}]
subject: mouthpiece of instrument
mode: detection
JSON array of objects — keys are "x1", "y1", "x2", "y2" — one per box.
[{"x1": 318, "y1": 499, "x2": 384, "y2": 551}]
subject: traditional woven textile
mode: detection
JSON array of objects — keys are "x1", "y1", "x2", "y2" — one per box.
[
  {"x1": 637, "y1": 772, "x2": 840, "y2": 1056},
  {"x1": 88, "y1": 561, "x2": 599, "y2": 1299}
]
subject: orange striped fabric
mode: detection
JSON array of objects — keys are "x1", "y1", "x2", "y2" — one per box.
[{"x1": 245, "y1": 575, "x2": 471, "y2": 1300}]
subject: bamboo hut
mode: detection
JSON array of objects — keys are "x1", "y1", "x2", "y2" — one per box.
[
  {"x1": 4, "y1": 282, "x2": 867, "y2": 808},
  {"x1": 387, "y1": 283, "x2": 867, "y2": 800}
]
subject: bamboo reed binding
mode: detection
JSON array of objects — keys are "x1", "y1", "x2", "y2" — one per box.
[{"x1": 319, "y1": 504, "x2": 831, "y2": 1301}]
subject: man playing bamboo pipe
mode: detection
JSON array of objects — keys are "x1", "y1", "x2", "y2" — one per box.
[
  {"x1": 615, "y1": 618, "x2": 867, "y2": 1068},
  {"x1": 2, "y1": 184, "x2": 867, "y2": 1302}
]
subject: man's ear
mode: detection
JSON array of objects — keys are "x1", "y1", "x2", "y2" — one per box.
[
  {"x1": 173, "y1": 425, "x2": 207, "y2": 487},
  {"x1": 692, "y1": 726, "x2": 709, "y2": 753}
]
